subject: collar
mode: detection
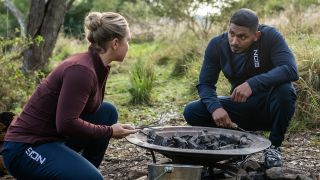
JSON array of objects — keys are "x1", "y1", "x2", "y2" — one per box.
[{"x1": 88, "y1": 45, "x2": 111, "y2": 84}]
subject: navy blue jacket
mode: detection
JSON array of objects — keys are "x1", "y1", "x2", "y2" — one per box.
[{"x1": 197, "y1": 25, "x2": 299, "y2": 114}]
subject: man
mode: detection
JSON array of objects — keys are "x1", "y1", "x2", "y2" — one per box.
[{"x1": 183, "y1": 8, "x2": 298, "y2": 168}]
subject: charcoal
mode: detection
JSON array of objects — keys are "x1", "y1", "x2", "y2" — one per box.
[
  {"x1": 147, "y1": 130, "x2": 253, "y2": 150},
  {"x1": 187, "y1": 137, "x2": 200, "y2": 149},
  {"x1": 181, "y1": 135, "x2": 192, "y2": 140},
  {"x1": 240, "y1": 135, "x2": 252, "y2": 145},
  {"x1": 219, "y1": 144, "x2": 236, "y2": 150},
  {"x1": 173, "y1": 136, "x2": 188, "y2": 148},
  {"x1": 187, "y1": 140, "x2": 199, "y2": 149},
  {"x1": 219, "y1": 141, "x2": 228, "y2": 147},
  {"x1": 199, "y1": 135, "x2": 211, "y2": 144},
  {"x1": 148, "y1": 130, "x2": 157, "y2": 140},
  {"x1": 208, "y1": 134, "x2": 219, "y2": 142},
  {"x1": 207, "y1": 141, "x2": 219, "y2": 150},
  {"x1": 220, "y1": 134, "x2": 240, "y2": 144},
  {"x1": 153, "y1": 135, "x2": 169, "y2": 146}
]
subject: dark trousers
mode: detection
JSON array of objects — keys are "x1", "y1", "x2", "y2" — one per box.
[
  {"x1": 65, "y1": 102, "x2": 118, "y2": 167},
  {"x1": 183, "y1": 83, "x2": 296, "y2": 147},
  {"x1": 2, "y1": 102, "x2": 117, "y2": 180}
]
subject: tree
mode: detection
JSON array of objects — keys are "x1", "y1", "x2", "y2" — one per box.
[
  {"x1": 22, "y1": 0, "x2": 74, "y2": 72},
  {"x1": 64, "y1": 0, "x2": 93, "y2": 38},
  {"x1": 146, "y1": 0, "x2": 233, "y2": 39},
  {"x1": 3, "y1": 0, "x2": 26, "y2": 37}
]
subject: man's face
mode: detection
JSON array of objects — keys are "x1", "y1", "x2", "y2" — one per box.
[{"x1": 228, "y1": 23, "x2": 260, "y2": 53}]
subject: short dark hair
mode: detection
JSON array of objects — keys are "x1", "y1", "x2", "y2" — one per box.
[{"x1": 230, "y1": 8, "x2": 259, "y2": 31}]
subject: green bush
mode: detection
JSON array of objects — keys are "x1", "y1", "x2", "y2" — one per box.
[
  {"x1": 50, "y1": 35, "x2": 87, "y2": 70},
  {"x1": 171, "y1": 44, "x2": 202, "y2": 77},
  {"x1": 291, "y1": 79, "x2": 320, "y2": 131},
  {"x1": 0, "y1": 37, "x2": 39, "y2": 113},
  {"x1": 64, "y1": 0, "x2": 93, "y2": 38},
  {"x1": 129, "y1": 59, "x2": 155, "y2": 104}
]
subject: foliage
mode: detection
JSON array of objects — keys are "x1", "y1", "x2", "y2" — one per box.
[
  {"x1": 0, "y1": 36, "x2": 39, "y2": 112},
  {"x1": 0, "y1": 0, "x2": 29, "y2": 37},
  {"x1": 287, "y1": 34, "x2": 320, "y2": 130},
  {"x1": 170, "y1": 31, "x2": 203, "y2": 77},
  {"x1": 129, "y1": 59, "x2": 155, "y2": 104},
  {"x1": 49, "y1": 34, "x2": 87, "y2": 71},
  {"x1": 291, "y1": 79, "x2": 320, "y2": 131},
  {"x1": 63, "y1": 0, "x2": 93, "y2": 38},
  {"x1": 146, "y1": 0, "x2": 233, "y2": 39},
  {"x1": 91, "y1": 0, "x2": 155, "y2": 27},
  {"x1": 1, "y1": 0, "x2": 319, "y2": 132}
]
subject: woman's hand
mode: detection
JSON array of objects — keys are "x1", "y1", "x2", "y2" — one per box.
[{"x1": 111, "y1": 124, "x2": 138, "y2": 139}]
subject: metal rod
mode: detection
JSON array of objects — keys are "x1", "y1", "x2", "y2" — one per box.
[{"x1": 150, "y1": 150, "x2": 156, "y2": 163}]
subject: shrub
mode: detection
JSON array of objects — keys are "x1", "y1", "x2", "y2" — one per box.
[
  {"x1": 129, "y1": 59, "x2": 155, "y2": 104},
  {"x1": 0, "y1": 37, "x2": 39, "y2": 113},
  {"x1": 291, "y1": 79, "x2": 320, "y2": 130},
  {"x1": 171, "y1": 45, "x2": 202, "y2": 77}
]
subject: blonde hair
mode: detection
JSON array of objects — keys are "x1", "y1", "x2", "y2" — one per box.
[{"x1": 84, "y1": 12, "x2": 129, "y2": 53}]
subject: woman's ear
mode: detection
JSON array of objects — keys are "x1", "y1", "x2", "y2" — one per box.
[{"x1": 112, "y1": 38, "x2": 119, "y2": 50}]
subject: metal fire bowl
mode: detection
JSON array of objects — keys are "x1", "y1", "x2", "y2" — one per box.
[{"x1": 126, "y1": 126, "x2": 271, "y2": 165}]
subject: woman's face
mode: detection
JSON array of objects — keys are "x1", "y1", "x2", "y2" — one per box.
[{"x1": 113, "y1": 29, "x2": 131, "y2": 62}]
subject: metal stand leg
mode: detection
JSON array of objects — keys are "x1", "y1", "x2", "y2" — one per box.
[{"x1": 150, "y1": 150, "x2": 156, "y2": 163}]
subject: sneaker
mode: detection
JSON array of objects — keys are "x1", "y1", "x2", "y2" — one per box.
[{"x1": 264, "y1": 145, "x2": 282, "y2": 168}]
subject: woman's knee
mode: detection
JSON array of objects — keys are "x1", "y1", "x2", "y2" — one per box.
[
  {"x1": 100, "y1": 102, "x2": 118, "y2": 123},
  {"x1": 87, "y1": 102, "x2": 118, "y2": 125}
]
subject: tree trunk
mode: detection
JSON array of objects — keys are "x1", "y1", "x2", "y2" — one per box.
[{"x1": 22, "y1": 0, "x2": 71, "y2": 72}]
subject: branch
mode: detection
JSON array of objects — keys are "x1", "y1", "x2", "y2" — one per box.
[
  {"x1": 3, "y1": 0, "x2": 26, "y2": 37},
  {"x1": 66, "y1": 0, "x2": 75, "y2": 11}
]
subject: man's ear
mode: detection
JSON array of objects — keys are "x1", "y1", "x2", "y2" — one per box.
[
  {"x1": 254, "y1": 31, "x2": 261, "y2": 41},
  {"x1": 112, "y1": 38, "x2": 119, "y2": 50}
]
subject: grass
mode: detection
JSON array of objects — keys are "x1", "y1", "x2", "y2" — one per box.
[
  {"x1": 106, "y1": 22, "x2": 320, "y2": 131},
  {"x1": 4, "y1": 2, "x2": 317, "y2": 132},
  {"x1": 106, "y1": 42, "x2": 192, "y2": 126},
  {"x1": 129, "y1": 59, "x2": 155, "y2": 104}
]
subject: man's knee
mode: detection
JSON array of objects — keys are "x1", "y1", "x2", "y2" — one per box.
[
  {"x1": 183, "y1": 102, "x2": 194, "y2": 124},
  {"x1": 272, "y1": 83, "x2": 297, "y2": 106},
  {"x1": 183, "y1": 100, "x2": 210, "y2": 126}
]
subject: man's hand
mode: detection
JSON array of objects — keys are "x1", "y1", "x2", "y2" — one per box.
[
  {"x1": 111, "y1": 124, "x2": 138, "y2": 139},
  {"x1": 231, "y1": 82, "x2": 252, "y2": 102},
  {"x1": 212, "y1": 108, "x2": 238, "y2": 128}
]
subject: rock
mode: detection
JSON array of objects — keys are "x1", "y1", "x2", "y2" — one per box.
[
  {"x1": 242, "y1": 160, "x2": 261, "y2": 172},
  {"x1": 244, "y1": 171, "x2": 265, "y2": 180},
  {"x1": 127, "y1": 168, "x2": 147, "y2": 180},
  {"x1": 135, "y1": 175, "x2": 147, "y2": 180},
  {"x1": 295, "y1": 174, "x2": 313, "y2": 180},
  {"x1": 265, "y1": 167, "x2": 311, "y2": 180},
  {"x1": 236, "y1": 168, "x2": 248, "y2": 176}
]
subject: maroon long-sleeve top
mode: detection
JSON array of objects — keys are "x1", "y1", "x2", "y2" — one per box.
[{"x1": 5, "y1": 46, "x2": 113, "y2": 144}]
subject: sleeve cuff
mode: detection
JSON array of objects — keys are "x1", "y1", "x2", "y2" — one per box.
[
  {"x1": 107, "y1": 126, "x2": 113, "y2": 139},
  {"x1": 246, "y1": 78, "x2": 258, "y2": 95},
  {"x1": 207, "y1": 102, "x2": 222, "y2": 114}
]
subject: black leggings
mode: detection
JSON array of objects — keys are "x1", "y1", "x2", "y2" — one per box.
[{"x1": 2, "y1": 102, "x2": 117, "y2": 179}]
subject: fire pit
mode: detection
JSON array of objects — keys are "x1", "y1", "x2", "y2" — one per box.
[{"x1": 126, "y1": 126, "x2": 271, "y2": 166}]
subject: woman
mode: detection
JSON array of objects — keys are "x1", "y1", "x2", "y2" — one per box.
[{"x1": 2, "y1": 12, "x2": 138, "y2": 179}]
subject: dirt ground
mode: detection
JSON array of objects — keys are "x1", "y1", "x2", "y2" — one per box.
[
  {"x1": 98, "y1": 131, "x2": 320, "y2": 180},
  {"x1": 1, "y1": 130, "x2": 319, "y2": 180}
]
